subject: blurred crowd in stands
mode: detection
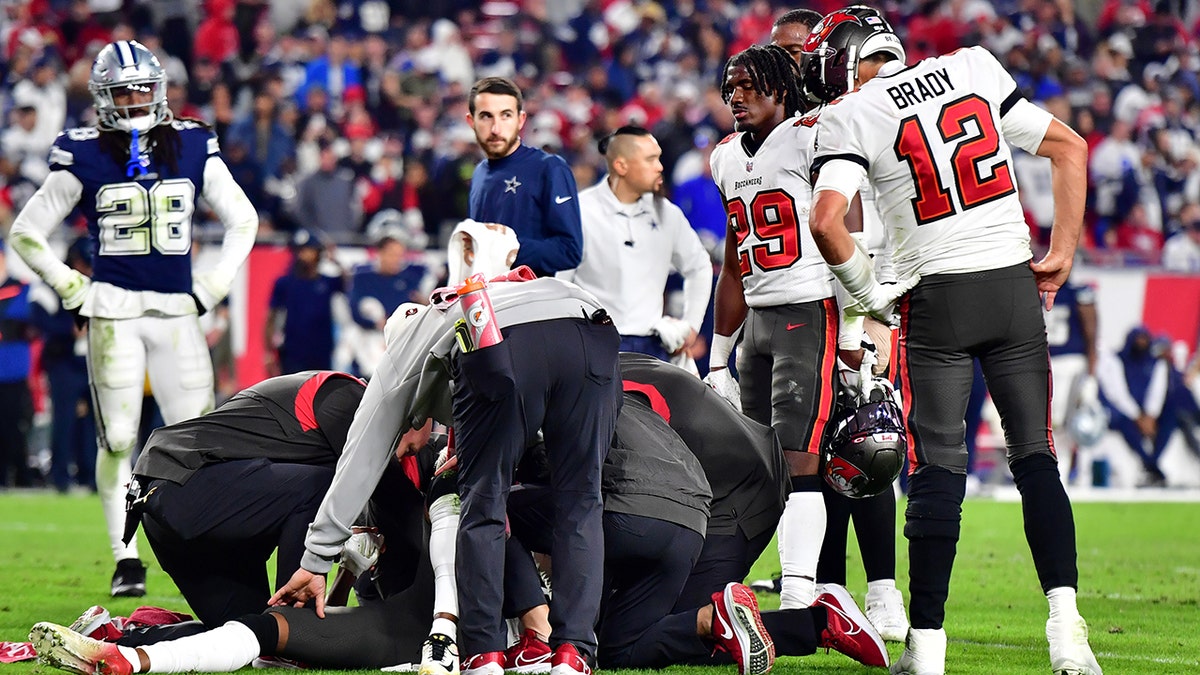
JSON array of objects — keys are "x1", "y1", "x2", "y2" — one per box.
[
  {"x1": 1, "y1": 0, "x2": 1198, "y2": 265},
  {"x1": 2, "y1": 0, "x2": 1200, "y2": 491}
]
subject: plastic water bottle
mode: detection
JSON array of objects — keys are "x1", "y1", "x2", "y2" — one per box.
[{"x1": 457, "y1": 274, "x2": 503, "y2": 350}]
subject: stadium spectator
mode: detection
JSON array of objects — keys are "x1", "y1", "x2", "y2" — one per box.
[
  {"x1": 466, "y1": 76, "x2": 583, "y2": 277},
  {"x1": 226, "y1": 88, "x2": 296, "y2": 182},
  {"x1": 220, "y1": 139, "x2": 265, "y2": 210},
  {"x1": 292, "y1": 139, "x2": 361, "y2": 242},
  {"x1": 29, "y1": 237, "x2": 97, "y2": 494},
  {"x1": 1161, "y1": 203, "x2": 1200, "y2": 271},
  {"x1": 295, "y1": 30, "x2": 362, "y2": 114},
  {"x1": 11, "y1": 54, "x2": 66, "y2": 151},
  {"x1": 1098, "y1": 327, "x2": 1174, "y2": 487},
  {"x1": 266, "y1": 230, "x2": 345, "y2": 376},
  {"x1": 0, "y1": 239, "x2": 34, "y2": 488},
  {"x1": 192, "y1": 0, "x2": 238, "y2": 65},
  {"x1": 1, "y1": 95, "x2": 50, "y2": 184}
]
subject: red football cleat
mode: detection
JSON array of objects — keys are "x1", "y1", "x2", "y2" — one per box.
[
  {"x1": 710, "y1": 582, "x2": 775, "y2": 675},
  {"x1": 814, "y1": 585, "x2": 889, "y2": 667}
]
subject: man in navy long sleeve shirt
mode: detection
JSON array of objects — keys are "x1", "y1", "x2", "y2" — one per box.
[{"x1": 467, "y1": 77, "x2": 583, "y2": 276}]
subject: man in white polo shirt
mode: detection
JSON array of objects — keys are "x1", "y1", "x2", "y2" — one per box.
[{"x1": 559, "y1": 126, "x2": 712, "y2": 364}]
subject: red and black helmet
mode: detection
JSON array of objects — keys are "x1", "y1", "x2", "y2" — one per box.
[
  {"x1": 822, "y1": 387, "x2": 907, "y2": 499},
  {"x1": 800, "y1": 5, "x2": 906, "y2": 104}
]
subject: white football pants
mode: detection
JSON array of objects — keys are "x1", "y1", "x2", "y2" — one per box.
[{"x1": 88, "y1": 315, "x2": 215, "y2": 562}]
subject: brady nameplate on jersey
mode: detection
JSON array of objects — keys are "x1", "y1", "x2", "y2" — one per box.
[{"x1": 884, "y1": 69, "x2": 956, "y2": 110}]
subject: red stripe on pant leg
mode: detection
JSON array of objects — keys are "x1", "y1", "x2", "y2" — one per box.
[
  {"x1": 1044, "y1": 349, "x2": 1056, "y2": 458},
  {"x1": 896, "y1": 295, "x2": 919, "y2": 474},
  {"x1": 805, "y1": 297, "x2": 841, "y2": 454}
]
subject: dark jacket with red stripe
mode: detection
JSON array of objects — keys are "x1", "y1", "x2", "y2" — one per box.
[
  {"x1": 618, "y1": 353, "x2": 788, "y2": 540},
  {"x1": 133, "y1": 371, "x2": 366, "y2": 485}
]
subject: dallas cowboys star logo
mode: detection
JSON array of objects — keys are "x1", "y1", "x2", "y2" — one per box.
[{"x1": 504, "y1": 176, "x2": 522, "y2": 194}]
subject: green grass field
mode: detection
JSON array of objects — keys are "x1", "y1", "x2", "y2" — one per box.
[{"x1": 1, "y1": 492, "x2": 1197, "y2": 675}]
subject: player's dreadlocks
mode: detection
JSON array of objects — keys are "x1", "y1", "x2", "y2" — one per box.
[
  {"x1": 98, "y1": 123, "x2": 188, "y2": 175},
  {"x1": 720, "y1": 44, "x2": 809, "y2": 118}
]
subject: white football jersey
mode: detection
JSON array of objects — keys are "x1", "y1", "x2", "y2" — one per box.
[
  {"x1": 812, "y1": 46, "x2": 1054, "y2": 278},
  {"x1": 710, "y1": 118, "x2": 834, "y2": 307}
]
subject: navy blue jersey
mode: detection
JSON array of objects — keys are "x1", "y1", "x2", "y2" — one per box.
[
  {"x1": 1046, "y1": 282, "x2": 1096, "y2": 357},
  {"x1": 48, "y1": 121, "x2": 218, "y2": 294},
  {"x1": 270, "y1": 272, "x2": 344, "y2": 371},
  {"x1": 347, "y1": 263, "x2": 429, "y2": 329},
  {"x1": 468, "y1": 143, "x2": 583, "y2": 276}
]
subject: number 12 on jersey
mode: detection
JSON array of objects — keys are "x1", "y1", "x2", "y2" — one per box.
[{"x1": 893, "y1": 94, "x2": 1016, "y2": 225}]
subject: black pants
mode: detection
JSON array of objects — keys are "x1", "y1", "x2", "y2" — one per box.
[
  {"x1": 674, "y1": 530, "x2": 774, "y2": 612},
  {"x1": 141, "y1": 459, "x2": 334, "y2": 626},
  {"x1": 897, "y1": 263, "x2": 1054, "y2": 473},
  {"x1": 896, "y1": 263, "x2": 1077, "y2": 628},
  {"x1": 267, "y1": 530, "x2": 436, "y2": 668},
  {"x1": 0, "y1": 380, "x2": 33, "y2": 487},
  {"x1": 453, "y1": 318, "x2": 621, "y2": 656},
  {"x1": 507, "y1": 491, "x2": 705, "y2": 670}
]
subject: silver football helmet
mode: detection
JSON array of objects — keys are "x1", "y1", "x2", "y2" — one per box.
[{"x1": 89, "y1": 40, "x2": 171, "y2": 132}]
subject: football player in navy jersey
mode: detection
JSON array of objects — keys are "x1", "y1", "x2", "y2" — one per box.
[{"x1": 8, "y1": 40, "x2": 258, "y2": 598}]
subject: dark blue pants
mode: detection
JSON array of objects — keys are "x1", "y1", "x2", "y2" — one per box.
[
  {"x1": 46, "y1": 361, "x2": 96, "y2": 492},
  {"x1": 453, "y1": 318, "x2": 621, "y2": 657},
  {"x1": 1109, "y1": 407, "x2": 1175, "y2": 476},
  {"x1": 619, "y1": 335, "x2": 670, "y2": 362}
]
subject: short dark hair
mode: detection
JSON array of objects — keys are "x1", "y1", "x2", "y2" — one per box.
[
  {"x1": 774, "y1": 8, "x2": 823, "y2": 29},
  {"x1": 468, "y1": 77, "x2": 524, "y2": 115},
  {"x1": 598, "y1": 125, "x2": 651, "y2": 155}
]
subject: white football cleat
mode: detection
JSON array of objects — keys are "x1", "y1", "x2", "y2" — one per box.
[
  {"x1": 890, "y1": 627, "x2": 946, "y2": 675},
  {"x1": 865, "y1": 585, "x2": 910, "y2": 643},
  {"x1": 420, "y1": 633, "x2": 460, "y2": 675},
  {"x1": 29, "y1": 622, "x2": 133, "y2": 675},
  {"x1": 1047, "y1": 616, "x2": 1102, "y2": 675},
  {"x1": 67, "y1": 607, "x2": 111, "y2": 638}
]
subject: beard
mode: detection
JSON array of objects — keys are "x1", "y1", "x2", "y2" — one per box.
[{"x1": 479, "y1": 129, "x2": 521, "y2": 159}]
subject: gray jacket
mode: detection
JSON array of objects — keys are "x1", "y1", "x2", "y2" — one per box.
[{"x1": 603, "y1": 395, "x2": 712, "y2": 537}]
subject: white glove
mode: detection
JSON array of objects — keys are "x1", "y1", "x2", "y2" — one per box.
[
  {"x1": 191, "y1": 269, "x2": 228, "y2": 314},
  {"x1": 54, "y1": 269, "x2": 91, "y2": 311},
  {"x1": 340, "y1": 527, "x2": 384, "y2": 578},
  {"x1": 1077, "y1": 374, "x2": 1100, "y2": 404},
  {"x1": 358, "y1": 297, "x2": 387, "y2": 326},
  {"x1": 829, "y1": 238, "x2": 919, "y2": 323},
  {"x1": 862, "y1": 276, "x2": 918, "y2": 323},
  {"x1": 671, "y1": 352, "x2": 700, "y2": 376},
  {"x1": 652, "y1": 316, "x2": 692, "y2": 354},
  {"x1": 703, "y1": 367, "x2": 742, "y2": 412}
]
